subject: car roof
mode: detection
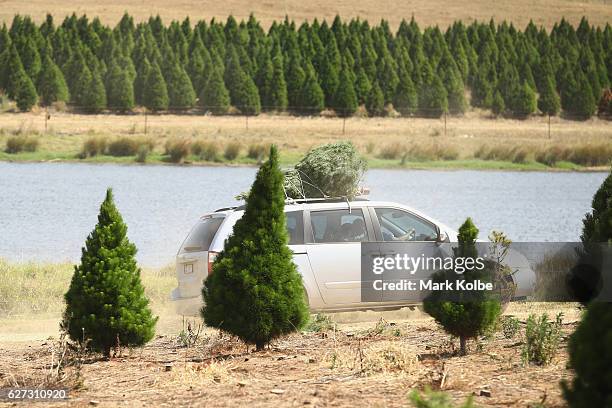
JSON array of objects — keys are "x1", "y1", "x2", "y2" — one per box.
[{"x1": 206, "y1": 199, "x2": 429, "y2": 217}]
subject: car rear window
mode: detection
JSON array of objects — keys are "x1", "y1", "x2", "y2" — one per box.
[{"x1": 181, "y1": 217, "x2": 224, "y2": 252}]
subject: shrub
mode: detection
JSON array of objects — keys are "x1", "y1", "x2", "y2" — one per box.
[
  {"x1": 108, "y1": 137, "x2": 139, "y2": 156},
  {"x1": 521, "y1": 313, "x2": 563, "y2": 365},
  {"x1": 305, "y1": 314, "x2": 336, "y2": 332},
  {"x1": 409, "y1": 388, "x2": 475, "y2": 408},
  {"x1": 223, "y1": 142, "x2": 241, "y2": 161},
  {"x1": 423, "y1": 218, "x2": 502, "y2": 355},
  {"x1": 135, "y1": 145, "x2": 149, "y2": 163},
  {"x1": 378, "y1": 143, "x2": 405, "y2": 160},
  {"x1": 403, "y1": 144, "x2": 459, "y2": 162},
  {"x1": 81, "y1": 136, "x2": 108, "y2": 157},
  {"x1": 5, "y1": 135, "x2": 39, "y2": 153},
  {"x1": 566, "y1": 143, "x2": 612, "y2": 166},
  {"x1": 191, "y1": 139, "x2": 219, "y2": 161},
  {"x1": 62, "y1": 188, "x2": 157, "y2": 356},
  {"x1": 474, "y1": 145, "x2": 529, "y2": 163},
  {"x1": 501, "y1": 316, "x2": 520, "y2": 339},
  {"x1": 534, "y1": 145, "x2": 568, "y2": 166},
  {"x1": 202, "y1": 146, "x2": 309, "y2": 350},
  {"x1": 165, "y1": 138, "x2": 191, "y2": 163},
  {"x1": 247, "y1": 143, "x2": 269, "y2": 161}
]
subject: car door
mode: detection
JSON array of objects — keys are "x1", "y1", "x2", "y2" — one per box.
[
  {"x1": 369, "y1": 207, "x2": 443, "y2": 303},
  {"x1": 305, "y1": 207, "x2": 380, "y2": 306}
]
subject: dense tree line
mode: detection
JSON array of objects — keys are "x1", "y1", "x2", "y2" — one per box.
[{"x1": 0, "y1": 13, "x2": 610, "y2": 119}]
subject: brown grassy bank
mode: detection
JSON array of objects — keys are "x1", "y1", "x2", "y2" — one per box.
[{"x1": 1, "y1": 111, "x2": 610, "y2": 170}]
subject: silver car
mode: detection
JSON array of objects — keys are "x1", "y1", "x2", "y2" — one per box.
[{"x1": 170, "y1": 198, "x2": 534, "y2": 315}]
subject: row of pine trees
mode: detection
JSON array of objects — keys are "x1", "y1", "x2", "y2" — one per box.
[{"x1": 0, "y1": 13, "x2": 610, "y2": 118}]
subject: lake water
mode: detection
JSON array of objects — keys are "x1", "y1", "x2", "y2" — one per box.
[{"x1": 0, "y1": 162, "x2": 607, "y2": 267}]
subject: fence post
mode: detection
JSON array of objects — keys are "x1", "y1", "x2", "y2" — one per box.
[
  {"x1": 246, "y1": 114, "x2": 249, "y2": 131},
  {"x1": 548, "y1": 114, "x2": 551, "y2": 139},
  {"x1": 44, "y1": 107, "x2": 49, "y2": 133},
  {"x1": 144, "y1": 109, "x2": 148, "y2": 135},
  {"x1": 342, "y1": 115, "x2": 346, "y2": 135},
  {"x1": 444, "y1": 111, "x2": 447, "y2": 137}
]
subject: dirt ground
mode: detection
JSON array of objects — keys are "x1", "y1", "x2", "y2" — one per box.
[{"x1": 0, "y1": 304, "x2": 581, "y2": 407}]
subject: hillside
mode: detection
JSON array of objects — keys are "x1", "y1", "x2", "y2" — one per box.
[{"x1": 0, "y1": 0, "x2": 611, "y2": 29}]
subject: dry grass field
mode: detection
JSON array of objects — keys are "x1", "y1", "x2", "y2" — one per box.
[
  {"x1": 0, "y1": 0, "x2": 610, "y2": 29},
  {"x1": 1, "y1": 110, "x2": 611, "y2": 170}
]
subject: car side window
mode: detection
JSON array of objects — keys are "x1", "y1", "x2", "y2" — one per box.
[
  {"x1": 286, "y1": 211, "x2": 304, "y2": 245},
  {"x1": 310, "y1": 209, "x2": 368, "y2": 243},
  {"x1": 374, "y1": 208, "x2": 438, "y2": 242}
]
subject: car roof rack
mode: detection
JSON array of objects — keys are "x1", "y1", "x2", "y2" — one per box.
[
  {"x1": 285, "y1": 196, "x2": 369, "y2": 204},
  {"x1": 214, "y1": 206, "x2": 238, "y2": 212},
  {"x1": 214, "y1": 196, "x2": 369, "y2": 213}
]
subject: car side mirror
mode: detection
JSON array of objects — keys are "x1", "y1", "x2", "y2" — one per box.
[{"x1": 436, "y1": 231, "x2": 448, "y2": 244}]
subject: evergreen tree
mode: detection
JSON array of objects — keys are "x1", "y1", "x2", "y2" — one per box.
[
  {"x1": 15, "y1": 71, "x2": 38, "y2": 111},
  {"x1": 269, "y1": 51, "x2": 288, "y2": 111},
  {"x1": 537, "y1": 75, "x2": 561, "y2": 116},
  {"x1": 442, "y1": 67, "x2": 467, "y2": 114},
  {"x1": 366, "y1": 81, "x2": 385, "y2": 116},
  {"x1": 562, "y1": 170, "x2": 612, "y2": 407},
  {"x1": 423, "y1": 218, "x2": 501, "y2": 355},
  {"x1": 393, "y1": 68, "x2": 418, "y2": 116},
  {"x1": 299, "y1": 64, "x2": 325, "y2": 115},
  {"x1": 285, "y1": 51, "x2": 305, "y2": 109},
  {"x1": 82, "y1": 67, "x2": 107, "y2": 113},
  {"x1": 255, "y1": 44, "x2": 274, "y2": 109},
  {"x1": 509, "y1": 82, "x2": 537, "y2": 118},
  {"x1": 167, "y1": 61, "x2": 196, "y2": 110},
  {"x1": 4, "y1": 44, "x2": 38, "y2": 110},
  {"x1": 224, "y1": 45, "x2": 261, "y2": 115},
  {"x1": 134, "y1": 57, "x2": 151, "y2": 106},
  {"x1": 199, "y1": 67, "x2": 230, "y2": 114},
  {"x1": 354, "y1": 67, "x2": 372, "y2": 105},
  {"x1": 62, "y1": 188, "x2": 157, "y2": 357},
  {"x1": 106, "y1": 62, "x2": 134, "y2": 112},
  {"x1": 37, "y1": 54, "x2": 69, "y2": 106},
  {"x1": 202, "y1": 146, "x2": 309, "y2": 350},
  {"x1": 491, "y1": 89, "x2": 505, "y2": 116},
  {"x1": 333, "y1": 65, "x2": 358, "y2": 117},
  {"x1": 418, "y1": 75, "x2": 448, "y2": 118},
  {"x1": 186, "y1": 50, "x2": 207, "y2": 97},
  {"x1": 236, "y1": 75, "x2": 261, "y2": 115},
  {"x1": 319, "y1": 48, "x2": 340, "y2": 106},
  {"x1": 471, "y1": 66, "x2": 494, "y2": 108},
  {"x1": 4, "y1": 45, "x2": 25, "y2": 99},
  {"x1": 19, "y1": 37, "x2": 42, "y2": 82},
  {"x1": 562, "y1": 70, "x2": 597, "y2": 120},
  {"x1": 143, "y1": 61, "x2": 169, "y2": 111}
]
